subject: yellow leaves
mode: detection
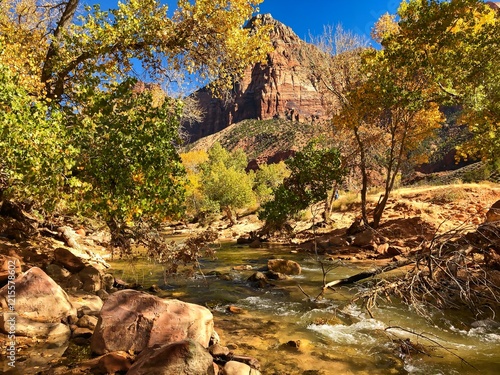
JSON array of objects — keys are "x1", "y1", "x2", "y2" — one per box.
[
  {"x1": 450, "y1": 7, "x2": 496, "y2": 35},
  {"x1": 372, "y1": 13, "x2": 400, "y2": 43},
  {"x1": 180, "y1": 150, "x2": 209, "y2": 171},
  {"x1": 132, "y1": 172, "x2": 145, "y2": 184}
]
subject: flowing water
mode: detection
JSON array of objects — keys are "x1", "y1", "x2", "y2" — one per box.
[{"x1": 109, "y1": 241, "x2": 500, "y2": 375}]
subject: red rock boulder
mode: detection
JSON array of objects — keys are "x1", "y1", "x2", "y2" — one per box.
[
  {"x1": 127, "y1": 339, "x2": 215, "y2": 375},
  {"x1": 90, "y1": 289, "x2": 214, "y2": 355}
]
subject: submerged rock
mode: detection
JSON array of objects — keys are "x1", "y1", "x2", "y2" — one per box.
[
  {"x1": 267, "y1": 259, "x2": 301, "y2": 275},
  {"x1": 247, "y1": 271, "x2": 273, "y2": 288},
  {"x1": 90, "y1": 289, "x2": 214, "y2": 355}
]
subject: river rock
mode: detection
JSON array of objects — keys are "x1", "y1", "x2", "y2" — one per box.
[
  {"x1": 249, "y1": 239, "x2": 262, "y2": 248},
  {"x1": 0, "y1": 267, "x2": 75, "y2": 344},
  {"x1": 329, "y1": 236, "x2": 348, "y2": 247},
  {"x1": 0, "y1": 267, "x2": 75, "y2": 324},
  {"x1": 69, "y1": 293, "x2": 103, "y2": 317},
  {"x1": 222, "y1": 360, "x2": 261, "y2": 375},
  {"x1": 247, "y1": 271, "x2": 272, "y2": 288},
  {"x1": 66, "y1": 274, "x2": 83, "y2": 291},
  {"x1": 127, "y1": 339, "x2": 215, "y2": 375},
  {"x1": 54, "y1": 247, "x2": 86, "y2": 273},
  {"x1": 352, "y1": 230, "x2": 377, "y2": 249},
  {"x1": 44, "y1": 263, "x2": 71, "y2": 282},
  {"x1": 265, "y1": 270, "x2": 289, "y2": 280},
  {"x1": 77, "y1": 314, "x2": 98, "y2": 330},
  {"x1": 72, "y1": 327, "x2": 93, "y2": 339},
  {"x1": 232, "y1": 265, "x2": 253, "y2": 271},
  {"x1": 267, "y1": 259, "x2": 301, "y2": 275},
  {"x1": 78, "y1": 351, "x2": 133, "y2": 375},
  {"x1": 209, "y1": 343, "x2": 231, "y2": 356},
  {"x1": 78, "y1": 264, "x2": 103, "y2": 292},
  {"x1": 90, "y1": 289, "x2": 214, "y2": 355},
  {"x1": 9, "y1": 315, "x2": 71, "y2": 343},
  {"x1": 102, "y1": 273, "x2": 115, "y2": 291}
]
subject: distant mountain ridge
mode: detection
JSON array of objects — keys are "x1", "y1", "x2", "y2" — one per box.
[{"x1": 184, "y1": 14, "x2": 331, "y2": 142}]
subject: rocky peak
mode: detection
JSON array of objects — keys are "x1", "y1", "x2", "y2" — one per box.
[
  {"x1": 184, "y1": 15, "x2": 330, "y2": 142},
  {"x1": 247, "y1": 13, "x2": 298, "y2": 43}
]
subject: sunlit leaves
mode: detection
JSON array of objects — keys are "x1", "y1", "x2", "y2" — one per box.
[
  {"x1": 73, "y1": 79, "x2": 186, "y2": 225},
  {"x1": 0, "y1": 64, "x2": 77, "y2": 210},
  {"x1": 259, "y1": 142, "x2": 344, "y2": 226},
  {"x1": 380, "y1": 0, "x2": 500, "y2": 160},
  {"x1": 199, "y1": 143, "x2": 255, "y2": 220}
]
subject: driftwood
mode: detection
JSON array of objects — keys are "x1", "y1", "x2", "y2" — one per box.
[
  {"x1": 322, "y1": 259, "x2": 413, "y2": 291},
  {"x1": 57, "y1": 226, "x2": 80, "y2": 248}
]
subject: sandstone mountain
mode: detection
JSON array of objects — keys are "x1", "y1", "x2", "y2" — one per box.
[{"x1": 184, "y1": 14, "x2": 330, "y2": 143}]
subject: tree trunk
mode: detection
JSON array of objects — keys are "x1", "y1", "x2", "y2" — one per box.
[
  {"x1": 354, "y1": 128, "x2": 369, "y2": 226},
  {"x1": 224, "y1": 206, "x2": 236, "y2": 226},
  {"x1": 41, "y1": 0, "x2": 80, "y2": 99},
  {"x1": 324, "y1": 182, "x2": 339, "y2": 223},
  {"x1": 372, "y1": 193, "x2": 390, "y2": 228}
]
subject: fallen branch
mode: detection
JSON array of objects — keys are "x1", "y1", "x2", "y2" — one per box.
[
  {"x1": 385, "y1": 326, "x2": 478, "y2": 370},
  {"x1": 322, "y1": 259, "x2": 413, "y2": 290}
]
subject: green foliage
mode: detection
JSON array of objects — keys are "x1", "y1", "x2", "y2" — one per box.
[
  {"x1": 199, "y1": 143, "x2": 256, "y2": 222},
  {"x1": 253, "y1": 162, "x2": 290, "y2": 204},
  {"x1": 0, "y1": 64, "x2": 77, "y2": 210},
  {"x1": 205, "y1": 118, "x2": 329, "y2": 160},
  {"x1": 0, "y1": 0, "x2": 273, "y2": 250},
  {"x1": 259, "y1": 142, "x2": 345, "y2": 226},
  {"x1": 73, "y1": 79, "x2": 186, "y2": 226}
]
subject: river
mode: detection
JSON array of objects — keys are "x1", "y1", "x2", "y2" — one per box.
[{"x1": 109, "y1": 241, "x2": 500, "y2": 375}]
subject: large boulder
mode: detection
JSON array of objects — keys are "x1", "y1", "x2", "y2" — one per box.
[
  {"x1": 127, "y1": 339, "x2": 215, "y2": 375},
  {"x1": 0, "y1": 267, "x2": 75, "y2": 323},
  {"x1": 54, "y1": 247, "x2": 86, "y2": 273},
  {"x1": 352, "y1": 230, "x2": 377, "y2": 249},
  {"x1": 267, "y1": 259, "x2": 301, "y2": 275},
  {"x1": 0, "y1": 267, "x2": 75, "y2": 342},
  {"x1": 90, "y1": 289, "x2": 214, "y2": 355},
  {"x1": 78, "y1": 264, "x2": 103, "y2": 292}
]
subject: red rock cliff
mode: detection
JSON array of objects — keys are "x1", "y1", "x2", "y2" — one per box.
[{"x1": 185, "y1": 14, "x2": 329, "y2": 142}]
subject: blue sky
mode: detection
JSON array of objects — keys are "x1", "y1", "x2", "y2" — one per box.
[
  {"x1": 87, "y1": 1, "x2": 401, "y2": 43},
  {"x1": 258, "y1": 0, "x2": 401, "y2": 42}
]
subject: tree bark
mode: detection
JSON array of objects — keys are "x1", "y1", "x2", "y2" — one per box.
[
  {"x1": 224, "y1": 206, "x2": 236, "y2": 226},
  {"x1": 354, "y1": 127, "x2": 369, "y2": 226}
]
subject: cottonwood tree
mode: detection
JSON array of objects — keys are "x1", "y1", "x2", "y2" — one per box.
[
  {"x1": 333, "y1": 34, "x2": 444, "y2": 228},
  {"x1": 0, "y1": 0, "x2": 271, "y2": 100},
  {"x1": 0, "y1": 0, "x2": 272, "y2": 247},
  {"x1": 307, "y1": 25, "x2": 370, "y2": 220},
  {"x1": 259, "y1": 141, "x2": 345, "y2": 228},
  {"x1": 199, "y1": 143, "x2": 256, "y2": 225},
  {"x1": 376, "y1": 0, "x2": 500, "y2": 162}
]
